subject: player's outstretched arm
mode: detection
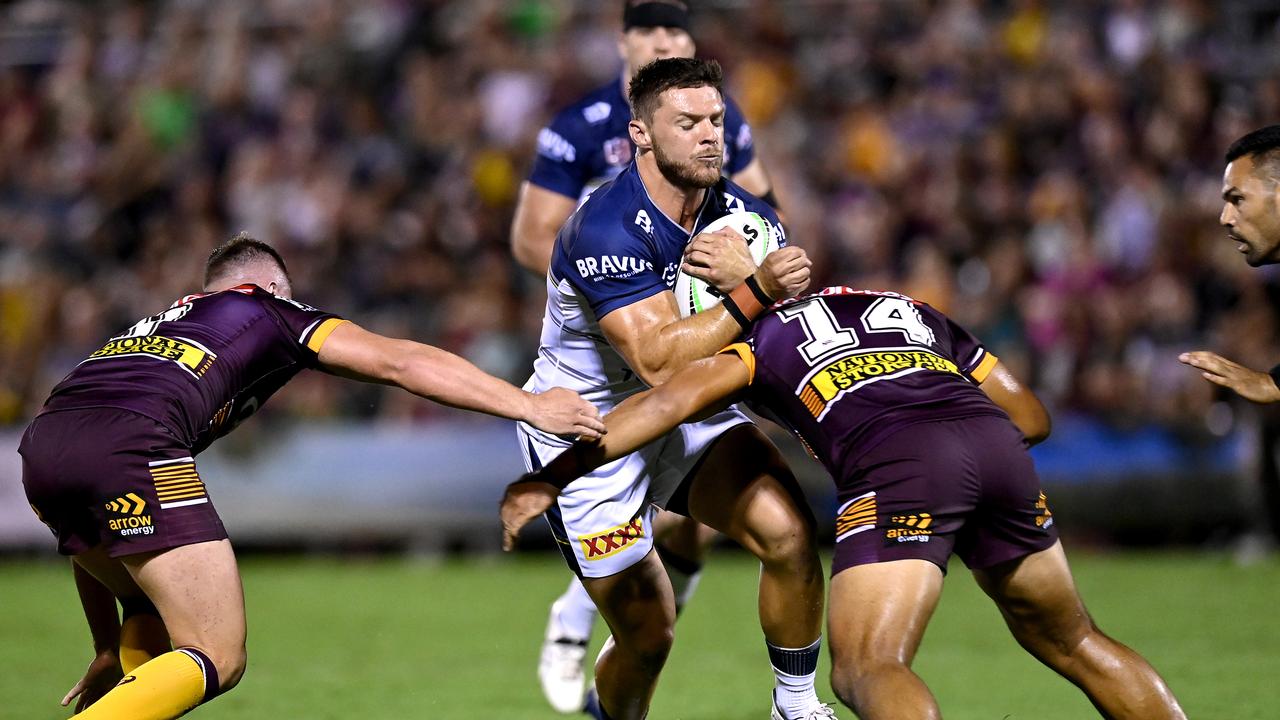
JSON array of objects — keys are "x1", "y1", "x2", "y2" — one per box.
[
  {"x1": 979, "y1": 361, "x2": 1051, "y2": 445},
  {"x1": 1179, "y1": 350, "x2": 1280, "y2": 404},
  {"x1": 317, "y1": 321, "x2": 605, "y2": 438},
  {"x1": 510, "y1": 182, "x2": 578, "y2": 275},
  {"x1": 500, "y1": 354, "x2": 750, "y2": 550},
  {"x1": 64, "y1": 562, "x2": 124, "y2": 711}
]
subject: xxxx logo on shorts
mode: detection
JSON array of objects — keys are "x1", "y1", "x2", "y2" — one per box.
[{"x1": 579, "y1": 517, "x2": 645, "y2": 561}]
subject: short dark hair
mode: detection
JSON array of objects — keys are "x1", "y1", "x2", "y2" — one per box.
[
  {"x1": 204, "y1": 232, "x2": 290, "y2": 287},
  {"x1": 1226, "y1": 125, "x2": 1280, "y2": 166},
  {"x1": 628, "y1": 57, "x2": 723, "y2": 124}
]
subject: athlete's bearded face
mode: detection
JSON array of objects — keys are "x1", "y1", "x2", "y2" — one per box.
[
  {"x1": 1221, "y1": 155, "x2": 1280, "y2": 267},
  {"x1": 644, "y1": 86, "x2": 724, "y2": 190}
]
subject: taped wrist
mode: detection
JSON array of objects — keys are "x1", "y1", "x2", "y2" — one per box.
[{"x1": 723, "y1": 276, "x2": 774, "y2": 331}]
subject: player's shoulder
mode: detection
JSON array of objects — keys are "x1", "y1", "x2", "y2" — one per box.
[
  {"x1": 554, "y1": 170, "x2": 651, "y2": 259},
  {"x1": 771, "y1": 287, "x2": 926, "y2": 313},
  {"x1": 713, "y1": 175, "x2": 780, "y2": 226},
  {"x1": 545, "y1": 80, "x2": 626, "y2": 134}
]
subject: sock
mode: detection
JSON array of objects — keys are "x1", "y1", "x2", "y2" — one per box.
[
  {"x1": 119, "y1": 597, "x2": 170, "y2": 673},
  {"x1": 551, "y1": 578, "x2": 597, "y2": 642},
  {"x1": 76, "y1": 647, "x2": 218, "y2": 719},
  {"x1": 768, "y1": 638, "x2": 822, "y2": 719},
  {"x1": 655, "y1": 543, "x2": 703, "y2": 614}
]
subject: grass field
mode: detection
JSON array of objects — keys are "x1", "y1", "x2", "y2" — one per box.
[{"x1": 2, "y1": 549, "x2": 1276, "y2": 719}]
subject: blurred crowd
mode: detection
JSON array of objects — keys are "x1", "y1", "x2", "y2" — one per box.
[{"x1": 2, "y1": 0, "x2": 1279, "y2": 436}]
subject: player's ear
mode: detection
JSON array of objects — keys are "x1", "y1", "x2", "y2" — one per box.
[{"x1": 629, "y1": 118, "x2": 651, "y2": 152}]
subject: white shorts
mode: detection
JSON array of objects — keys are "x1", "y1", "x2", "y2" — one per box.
[{"x1": 517, "y1": 407, "x2": 751, "y2": 578}]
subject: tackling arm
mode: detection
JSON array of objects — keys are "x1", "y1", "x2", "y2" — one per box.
[
  {"x1": 979, "y1": 361, "x2": 1051, "y2": 445},
  {"x1": 316, "y1": 321, "x2": 605, "y2": 438},
  {"x1": 510, "y1": 182, "x2": 578, "y2": 275},
  {"x1": 500, "y1": 354, "x2": 750, "y2": 550}
]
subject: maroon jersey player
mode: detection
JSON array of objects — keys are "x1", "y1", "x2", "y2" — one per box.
[
  {"x1": 20, "y1": 235, "x2": 604, "y2": 719},
  {"x1": 503, "y1": 286, "x2": 1186, "y2": 720}
]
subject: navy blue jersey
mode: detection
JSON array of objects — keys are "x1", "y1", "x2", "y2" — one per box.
[
  {"x1": 41, "y1": 285, "x2": 346, "y2": 454},
  {"x1": 722, "y1": 287, "x2": 1007, "y2": 476},
  {"x1": 523, "y1": 163, "x2": 781, "y2": 441},
  {"x1": 527, "y1": 78, "x2": 756, "y2": 202}
]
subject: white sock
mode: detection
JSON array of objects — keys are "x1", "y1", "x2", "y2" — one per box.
[
  {"x1": 769, "y1": 638, "x2": 822, "y2": 718},
  {"x1": 549, "y1": 577, "x2": 597, "y2": 642}
]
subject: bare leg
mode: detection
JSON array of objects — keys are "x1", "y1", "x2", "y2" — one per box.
[
  {"x1": 581, "y1": 550, "x2": 676, "y2": 720},
  {"x1": 686, "y1": 424, "x2": 824, "y2": 647},
  {"x1": 120, "y1": 539, "x2": 249, "y2": 690},
  {"x1": 826, "y1": 559, "x2": 944, "y2": 720},
  {"x1": 972, "y1": 542, "x2": 1187, "y2": 720}
]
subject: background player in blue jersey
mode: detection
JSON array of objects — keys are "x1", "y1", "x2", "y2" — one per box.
[
  {"x1": 510, "y1": 3, "x2": 779, "y2": 711},
  {"x1": 517, "y1": 58, "x2": 834, "y2": 720},
  {"x1": 512, "y1": 0, "x2": 775, "y2": 274},
  {"x1": 19, "y1": 235, "x2": 605, "y2": 720},
  {"x1": 505, "y1": 287, "x2": 1188, "y2": 720}
]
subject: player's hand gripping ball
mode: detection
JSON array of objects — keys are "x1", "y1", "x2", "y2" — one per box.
[{"x1": 674, "y1": 211, "x2": 781, "y2": 317}]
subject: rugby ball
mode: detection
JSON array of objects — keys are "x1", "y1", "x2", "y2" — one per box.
[{"x1": 674, "y1": 211, "x2": 780, "y2": 318}]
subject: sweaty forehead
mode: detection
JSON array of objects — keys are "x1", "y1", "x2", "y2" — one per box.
[{"x1": 658, "y1": 85, "x2": 723, "y2": 117}]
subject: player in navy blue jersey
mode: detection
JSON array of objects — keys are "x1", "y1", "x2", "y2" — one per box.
[
  {"x1": 512, "y1": 0, "x2": 774, "y2": 275},
  {"x1": 505, "y1": 287, "x2": 1188, "y2": 720},
  {"x1": 511, "y1": 3, "x2": 781, "y2": 711},
  {"x1": 19, "y1": 235, "x2": 605, "y2": 720},
  {"x1": 518, "y1": 57, "x2": 835, "y2": 720}
]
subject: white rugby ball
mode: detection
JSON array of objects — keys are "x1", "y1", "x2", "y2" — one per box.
[{"x1": 674, "y1": 211, "x2": 780, "y2": 318}]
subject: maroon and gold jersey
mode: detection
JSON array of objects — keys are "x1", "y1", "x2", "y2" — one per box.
[
  {"x1": 722, "y1": 287, "x2": 1005, "y2": 477},
  {"x1": 41, "y1": 284, "x2": 346, "y2": 454}
]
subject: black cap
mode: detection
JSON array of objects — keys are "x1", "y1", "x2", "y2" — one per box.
[{"x1": 623, "y1": 0, "x2": 690, "y2": 32}]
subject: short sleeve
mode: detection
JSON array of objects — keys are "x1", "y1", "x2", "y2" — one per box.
[
  {"x1": 717, "y1": 342, "x2": 757, "y2": 384},
  {"x1": 723, "y1": 95, "x2": 756, "y2": 176},
  {"x1": 927, "y1": 305, "x2": 998, "y2": 383},
  {"x1": 559, "y1": 220, "x2": 668, "y2": 319},
  {"x1": 264, "y1": 295, "x2": 347, "y2": 358},
  {"x1": 527, "y1": 113, "x2": 591, "y2": 200}
]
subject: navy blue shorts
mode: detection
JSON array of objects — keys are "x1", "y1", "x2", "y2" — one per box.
[
  {"x1": 831, "y1": 415, "x2": 1058, "y2": 576},
  {"x1": 20, "y1": 408, "x2": 226, "y2": 557}
]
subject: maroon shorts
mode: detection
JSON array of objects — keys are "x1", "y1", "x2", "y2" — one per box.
[
  {"x1": 831, "y1": 415, "x2": 1058, "y2": 576},
  {"x1": 19, "y1": 408, "x2": 227, "y2": 558}
]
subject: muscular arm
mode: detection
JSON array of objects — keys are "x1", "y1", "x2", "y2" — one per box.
[
  {"x1": 979, "y1": 361, "x2": 1051, "y2": 445},
  {"x1": 316, "y1": 321, "x2": 604, "y2": 438},
  {"x1": 599, "y1": 290, "x2": 748, "y2": 387},
  {"x1": 510, "y1": 182, "x2": 578, "y2": 275},
  {"x1": 73, "y1": 561, "x2": 120, "y2": 654},
  {"x1": 500, "y1": 354, "x2": 749, "y2": 548},
  {"x1": 544, "y1": 354, "x2": 750, "y2": 487}
]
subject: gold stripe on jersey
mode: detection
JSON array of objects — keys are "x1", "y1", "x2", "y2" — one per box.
[
  {"x1": 305, "y1": 318, "x2": 349, "y2": 353},
  {"x1": 84, "y1": 336, "x2": 216, "y2": 378},
  {"x1": 970, "y1": 352, "x2": 999, "y2": 383},
  {"x1": 836, "y1": 493, "x2": 877, "y2": 540},
  {"x1": 150, "y1": 463, "x2": 208, "y2": 507},
  {"x1": 717, "y1": 343, "x2": 756, "y2": 384}
]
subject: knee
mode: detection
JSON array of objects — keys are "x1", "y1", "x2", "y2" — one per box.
[
  {"x1": 614, "y1": 623, "x2": 674, "y2": 673},
  {"x1": 748, "y1": 504, "x2": 817, "y2": 570},
  {"x1": 828, "y1": 658, "x2": 914, "y2": 713},
  {"x1": 184, "y1": 643, "x2": 248, "y2": 695}
]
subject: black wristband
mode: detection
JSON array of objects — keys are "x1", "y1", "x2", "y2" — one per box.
[
  {"x1": 1269, "y1": 364, "x2": 1280, "y2": 391},
  {"x1": 720, "y1": 294, "x2": 751, "y2": 331},
  {"x1": 744, "y1": 274, "x2": 774, "y2": 306}
]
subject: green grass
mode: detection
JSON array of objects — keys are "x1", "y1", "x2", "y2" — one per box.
[{"x1": 2, "y1": 549, "x2": 1276, "y2": 719}]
